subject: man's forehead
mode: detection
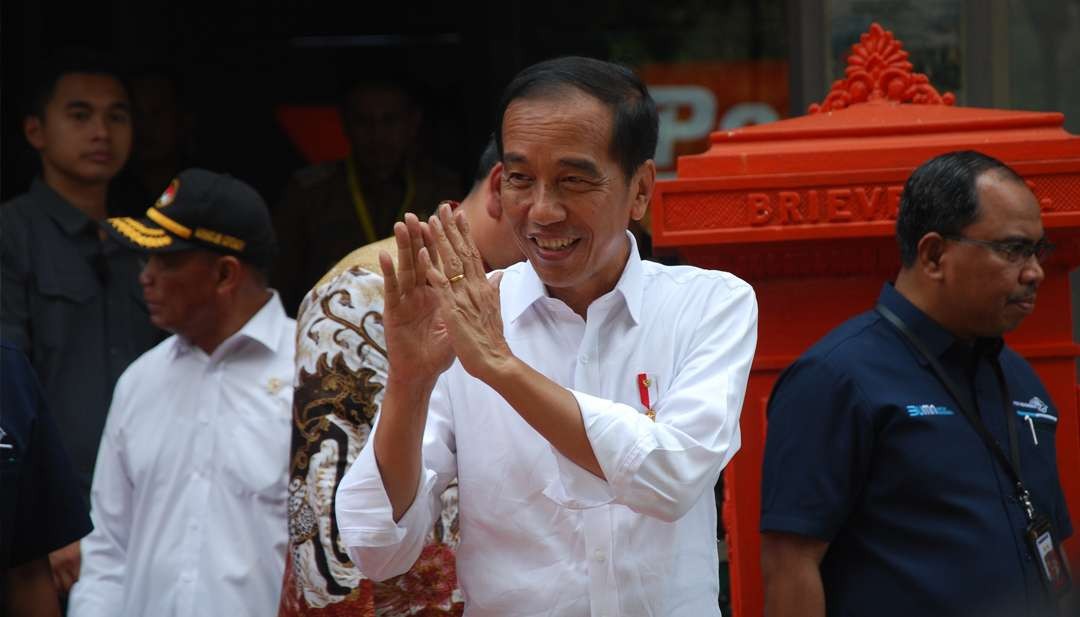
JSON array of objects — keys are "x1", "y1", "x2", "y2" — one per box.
[
  {"x1": 502, "y1": 95, "x2": 613, "y2": 157},
  {"x1": 52, "y1": 72, "x2": 129, "y2": 105},
  {"x1": 970, "y1": 172, "x2": 1042, "y2": 231}
]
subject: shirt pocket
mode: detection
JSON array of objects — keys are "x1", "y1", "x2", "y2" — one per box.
[
  {"x1": 32, "y1": 268, "x2": 98, "y2": 349},
  {"x1": 219, "y1": 388, "x2": 291, "y2": 502}
]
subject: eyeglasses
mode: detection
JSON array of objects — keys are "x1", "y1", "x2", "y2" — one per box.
[{"x1": 943, "y1": 234, "x2": 1056, "y2": 264}]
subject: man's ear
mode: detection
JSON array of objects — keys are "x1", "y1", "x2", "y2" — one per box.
[
  {"x1": 485, "y1": 162, "x2": 503, "y2": 219},
  {"x1": 24, "y1": 115, "x2": 46, "y2": 151},
  {"x1": 916, "y1": 232, "x2": 948, "y2": 281},
  {"x1": 215, "y1": 255, "x2": 243, "y2": 293},
  {"x1": 629, "y1": 159, "x2": 656, "y2": 222}
]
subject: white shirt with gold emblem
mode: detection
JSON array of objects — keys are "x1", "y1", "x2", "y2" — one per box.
[
  {"x1": 69, "y1": 293, "x2": 295, "y2": 617},
  {"x1": 337, "y1": 235, "x2": 758, "y2": 617}
]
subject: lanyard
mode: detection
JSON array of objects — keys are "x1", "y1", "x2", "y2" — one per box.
[
  {"x1": 876, "y1": 304, "x2": 1036, "y2": 521},
  {"x1": 345, "y1": 153, "x2": 416, "y2": 245}
]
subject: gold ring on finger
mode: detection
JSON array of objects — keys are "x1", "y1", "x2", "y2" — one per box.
[{"x1": 448, "y1": 273, "x2": 466, "y2": 283}]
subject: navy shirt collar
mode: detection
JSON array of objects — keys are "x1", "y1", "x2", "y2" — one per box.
[
  {"x1": 31, "y1": 177, "x2": 95, "y2": 237},
  {"x1": 876, "y1": 283, "x2": 1003, "y2": 364}
]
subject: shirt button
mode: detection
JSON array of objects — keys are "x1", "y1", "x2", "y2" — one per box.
[
  {"x1": 579, "y1": 355, "x2": 590, "y2": 364},
  {"x1": 593, "y1": 549, "x2": 606, "y2": 563}
]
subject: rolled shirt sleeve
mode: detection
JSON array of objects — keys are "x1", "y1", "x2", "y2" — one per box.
[
  {"x1": 335, "y1": 377, "x2": 458, "y2": 581},
  {"x1": 543, "y1": 283, "x2": 758, "y2": 523}
]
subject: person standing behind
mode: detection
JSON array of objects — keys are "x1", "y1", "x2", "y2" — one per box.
[
  {"x1": 110, "y1": 65, "x2": 197, "y2": 216},
  {"x1": 68, "y1": 169, "x2": 295, "y2": 617},
  {"x1": 278, "y1": 137, "x2": 520, "y2": 616},
  {"x1": 761, "y1": 151, "x2": 1072, "y2": 617},
  {"x1": 0, "y1": 50, "x2": 162, "y2": 594},
  {"x1": 272, "y1": 78, "x2": 461, "y2": 315}
]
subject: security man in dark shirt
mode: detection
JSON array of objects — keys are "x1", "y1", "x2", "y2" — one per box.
[
  {"x1": 1, "y1": 341, "x2": 92, "y2": 616},
  {"x1": 761, "y1": 151, "x2": 1072, "y2": 617},
  {"x1": 0, "y1": 51, "x2": 161, "y2": 595}
]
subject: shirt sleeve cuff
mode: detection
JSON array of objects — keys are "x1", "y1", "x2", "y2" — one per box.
[
  {"x1": 541, "y1": 389, "x2": 654, "y2": 509},
  {"x1": 336, "y1": 441, "x2": 439, "y2": 548}
]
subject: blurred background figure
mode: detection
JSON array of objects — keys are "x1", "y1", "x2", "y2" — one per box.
[
  {"x1": 272, "y1": 77, "x2": 460, "y2": 315},
  {"x1": 111, "y1": 65, "x2": 197, "y2": 216}
]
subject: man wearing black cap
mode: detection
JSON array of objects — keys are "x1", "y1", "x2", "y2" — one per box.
[{"x1": 67, "y1": 169, "x2": 295, "y2": 617}]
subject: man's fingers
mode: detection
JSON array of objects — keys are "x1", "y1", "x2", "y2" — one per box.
[
  {"x1": 438, "y1": 202, "x2": 480, "y2": 279},
  {"x1": 393, "y1": 220, "x2": 415, "y2": 292},
  {"x1": 379, "y1": 250, "x2": 401, "y2": 310},
  {"x1": 419, "y1": 247, "x2": 453, "y2": 300},
  {"x1": 454, "y1": 209, "x2": 487, "y2": 275},
  {"x1": 429, "y1": 213, "x2": 466, "y2": 283},
  {"x1": 406, "y1": 214, "x2": 429, "y2": 286},
  {"x1": 420, "y1": 221, "x2": 441, "y2": 274}
]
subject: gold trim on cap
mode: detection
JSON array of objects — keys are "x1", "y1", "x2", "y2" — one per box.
[
  {"x1": 143, "y1": 208, "x2": 246, "y2": 253},
  {"x1": 146, "y1": 208, "x2": 193, "y2": 239},
  {"x1": 107, "y1": 218, "x2": 174, "y2": 249},
  {"x1": 194, "y1": 228, "x2": 246, "y2": 252}
]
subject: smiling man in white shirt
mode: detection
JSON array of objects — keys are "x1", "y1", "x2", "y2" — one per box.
[
  {"x1": 68, "y1": 169, "x2": 295, "y2": 617},
  {"x1": 336, "y1": 56, "x2": 758, "y2": 616}
]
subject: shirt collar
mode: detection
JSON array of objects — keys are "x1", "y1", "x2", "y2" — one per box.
[
  {"x1": 32, "y1": 177, "x2": 95, "y2": 237},
  {"x1": 503, "y1": 230, "x2": 644, "y2": 324},
  {"x1": 170, "y1": 291, "x2": 288, "y2": 360},
  {"x1": 877, "y1": 283, "x2": 1003, "y2": 362}
]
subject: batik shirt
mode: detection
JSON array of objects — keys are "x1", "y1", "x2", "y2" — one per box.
[{"x1": 279, "y1": 237, "x2": 462, "y2": 617}]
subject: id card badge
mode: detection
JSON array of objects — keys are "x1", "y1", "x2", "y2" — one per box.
[{"x1": 1026, "y1": 514, "x2": 1072, "y2": 599}]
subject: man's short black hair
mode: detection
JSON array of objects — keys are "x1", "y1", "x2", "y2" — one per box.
[
  {"x1": 494, "y1": 56, "x2": 658, "y2": 182},
  {"x1": 26, "y1": 48, "x2": 128, "y2": 119},
  {"x1": 473, "y1": 135, "x2": 499, "y2": 185},
  {"x1": 896, "y1": 150, "x2": 1026, "y2": 267}
]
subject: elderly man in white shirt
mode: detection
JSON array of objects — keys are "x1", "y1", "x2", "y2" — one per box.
[
  {"x1": 336, "y1": 56, "x2": 758, "y2": 617},
  {"x1": 69, "y1": 169, "x2": 295, "y2": 617}
]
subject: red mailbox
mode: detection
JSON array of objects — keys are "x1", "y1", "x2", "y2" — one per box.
[{"x1": 652, "y1": 23, "x2": 1080, "y2": 617}]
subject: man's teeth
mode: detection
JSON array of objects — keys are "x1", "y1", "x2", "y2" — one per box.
[{"x1": 535, "y1": 238, "x2": 575, "y2": 250}]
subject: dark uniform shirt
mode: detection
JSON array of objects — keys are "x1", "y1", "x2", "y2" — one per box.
[
  {"x1": 761, "y1": 284, "x2": 1072, "y2": 617},
  {"x1": 0, "y1": 179, "x2": 162, "y2": 497},
  {"x1": 0, "y1": 340, "x2": 92, "y2": 571}
]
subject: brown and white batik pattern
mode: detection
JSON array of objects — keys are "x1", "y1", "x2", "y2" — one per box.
[{"x1": 279, "y1": 244, "x2": 462, "y2": 617}]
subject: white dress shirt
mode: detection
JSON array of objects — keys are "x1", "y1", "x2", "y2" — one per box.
[
  {"x1": 337, "y1": 235, "x2": 758, "y2": 617},
  {"x1": 69, "y1": 293, "x2": 296, "y2": 617}
]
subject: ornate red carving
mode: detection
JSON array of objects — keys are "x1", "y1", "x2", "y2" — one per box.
[{"x1": 809, "y1": 22, "x2": 956, "y2": 113}]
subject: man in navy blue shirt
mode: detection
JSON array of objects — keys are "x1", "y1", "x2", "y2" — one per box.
[
  {"x1": 761, "y1": 151, "x2": 1072, "y2": 617},
  {"x1": 1, "y1": 341, "x2": 92, "y2": 616}
]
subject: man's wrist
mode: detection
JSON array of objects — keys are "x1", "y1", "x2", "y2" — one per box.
[
  {"x1": 482, "y1": 353, "x2": 528, "y2": 392},
  {"x1": 384, "y1": 370, "x2": 439, "y2": 411},
  {"x1": 386, "y1": 367, "x2": 439, "y2": 391}
]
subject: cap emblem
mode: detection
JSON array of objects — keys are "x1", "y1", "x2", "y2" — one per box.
[{"x1": 155, "y1": 178, "x2": 180, "y2": 209}]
